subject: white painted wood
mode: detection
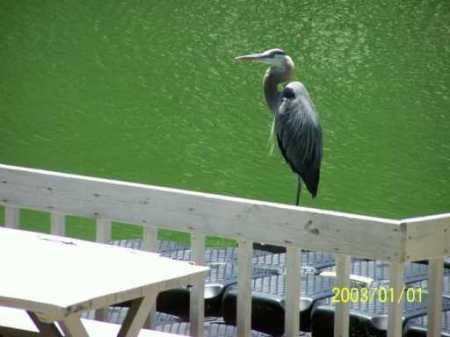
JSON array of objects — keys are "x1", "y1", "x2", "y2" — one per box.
[
  {"x1": 191, "y1": 233, "x2": 205, "y2": 265},
  {"x1": 189, "y1": 277, "x2": 205, "y2": 337},
  {"x1": 285, "y1": 246, "x2": 300, "y2": 337},
  {"x1": 118, "y1": 295, "x2": 155, "y2": 337},
  {"x1": 334, "y1": 254, "x2": 351, "y2": 337},
  {"x1": 319, "y1": 270, "x2": 374, "y2": 287},
  {"x1": 50, "y1": 213, "x2": 65, "y2": 236},
  {"x1": 190, "y1": 233, "x2": 205, "y2": 337},
  {"x1": 387, "y1": 262, "x2": 404, "y2": 337},
  {"x1": 5, "y1": 206, "x2": 20, "y2": 228},
  {"x1": 96, "y1": 218, "x2": 112, "y2": 244},
  {"x1": 427, "y1": 257, "x2": 444, "y2": 337},
  {"x1": 60, "y1": 315, "x2": 88, "y2": 337},
  {"x1": 143, "y1": 226, "x2": 159, "y2": 329},
  {"x1": 237, "y1": 239, "x2": 252, "y2": 337},
  {"x1": 95, "y1": 218, "x2": 112, "y2": 321},
  {"x1": 143, "y1": 227, "x2": 158, "y2": 252},
  {"x1": 28, "y1": 311, "x2": 61, "y2": 337},
  {"x1": 0, "y1": 306, "x2": 39, "y2": 335},
  {"x1": 0, "y1": 163, "x2": 405, "y2": 261},
  {"x1": 404, "y1": 213, "x2": 450, "y2": 261},
  {"x1": 0, "y1": 227, "x2": 208, "y2": 322},
  {"x1": 0, "y1": 306, "x2": 186, "y2": 337},
  {"x1": 0, "y1": 164, "x2": 448, "y2": 336}
]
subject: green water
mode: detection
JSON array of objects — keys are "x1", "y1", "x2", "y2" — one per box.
[{"x1": 0, "y1": 1, "x2": 449, "y2": 239}]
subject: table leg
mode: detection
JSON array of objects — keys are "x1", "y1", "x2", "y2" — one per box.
[
  {"x1": 27, "y1": 311, "x2": 62, "y2": 337},
  {"x1": 189, "y1": 278, "x2": 204, "y2": 337},
  {"x1": 59, "y1": 315, "x2": 89, "y2": 337},
  {"x1": 117, "y1": 294, "x2": 155, "y2": 337}
]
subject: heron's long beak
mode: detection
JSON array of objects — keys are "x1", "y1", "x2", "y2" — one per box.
[{"x1": 235, "y1": 52, "x2": 268, "y2": 63}]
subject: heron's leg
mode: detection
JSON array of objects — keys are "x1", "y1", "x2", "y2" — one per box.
[
  {"x1": 295, "y1": 178, "x2": 310, "y2": 253},
  {"x1": 295, "y1": 177, "x2": 302, "y2": 206}
]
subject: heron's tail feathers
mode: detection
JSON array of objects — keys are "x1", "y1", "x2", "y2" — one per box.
[{"x1": 302, "y1": 168, "x2": 320, "y2": 198}]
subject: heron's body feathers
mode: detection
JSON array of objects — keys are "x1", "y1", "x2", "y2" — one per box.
[{"x1": 275, "y1": 82, "x2": 322, "y2": 197}]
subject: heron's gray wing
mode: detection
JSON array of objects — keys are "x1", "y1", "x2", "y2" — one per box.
[{"x1": 275, "y1": 87, "x2": 322, "y2": 197}]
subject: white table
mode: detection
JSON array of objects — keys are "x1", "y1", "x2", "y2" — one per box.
[{"x1": 0, "y1": 227, "x2": 208, "y2": 337}]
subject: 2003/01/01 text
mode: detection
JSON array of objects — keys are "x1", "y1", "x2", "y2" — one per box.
[{"x1": 332, "y1": 286, "x2": 423, "y2": 304}]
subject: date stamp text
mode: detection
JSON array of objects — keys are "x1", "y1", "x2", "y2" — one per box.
[{"x1": 331, "y1": 286, "x2": 423, "y2": 304}]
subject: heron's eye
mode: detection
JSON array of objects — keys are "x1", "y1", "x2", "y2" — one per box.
[
  {"x1": 272, "y1": 52, "x2": 285, "y2": 58},
  {"x1": 283, "y1": 88, "x2": 295, "y2": 99}
]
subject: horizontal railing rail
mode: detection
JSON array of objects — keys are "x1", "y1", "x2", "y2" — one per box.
[{"x1": 0, "y1": 163, "x2": 449, "y2": 337}]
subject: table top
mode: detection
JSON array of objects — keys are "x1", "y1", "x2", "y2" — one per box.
[{"x1": 0, "y1": 227, "x2": 208, "y2": 321}]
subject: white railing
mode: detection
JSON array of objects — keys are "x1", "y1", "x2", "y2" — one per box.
[{"x1": 0, "y1": 163, "x2": 449, "y2": 337}]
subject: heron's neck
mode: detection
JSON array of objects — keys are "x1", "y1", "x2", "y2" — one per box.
[{"x1": 263, "y1": 59, "x2": 294, "y2": 114}]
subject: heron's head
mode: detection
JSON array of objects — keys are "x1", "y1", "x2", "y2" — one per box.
[{"x1": 235, "y1": 48, "x2": 294, "y2": 70}]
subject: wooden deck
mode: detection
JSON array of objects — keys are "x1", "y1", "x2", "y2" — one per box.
[{"x1": 0, "y1": 163, "x2": 449, "y2": 337}]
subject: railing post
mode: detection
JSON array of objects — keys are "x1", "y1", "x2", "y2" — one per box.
[
  {"x1": 96, "y1": 218, "x2": 112, "y2": 244},
  {"x1": 143, "y1": 226, "x2": 158, "y2": 252},
  {"x1": 50, "y1": 212, "x2": 65, "y2": 236},
  {"x1": 143, "y1": 226, "x2": 158, "y2": 328},
  {"x1": 190, "y1": 232, "x2": 205, "y2": 337},
  {"x1": 5, "y1": 206, "x2": 19, "y2": 228},
  {"x1": 387, "y1": 262, "x2": 404, "y2": 337},
  {"x1": 427, "y1": 257, "x2": 444, "y2": 337},
  {"x1": 334, "y1": 254, "x2": 351, "y2": 337},
  {"x1": 237, "y1": 239, "x2": 252, "y2": 337},
  {"x1": 95, "y1": 218, "x2": 112, "y2": 321},
  {"x1": 285, "y1": 246, "x2": 301, "y2": 337}
]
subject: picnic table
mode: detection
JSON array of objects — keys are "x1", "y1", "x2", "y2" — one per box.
[{"x1": 0, "y1": 227, "x2": 208, "y2": 337}]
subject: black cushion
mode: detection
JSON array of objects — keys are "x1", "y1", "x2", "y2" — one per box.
[{"x1": 222, "y1": 272, "x2": 334, "y2": 335}]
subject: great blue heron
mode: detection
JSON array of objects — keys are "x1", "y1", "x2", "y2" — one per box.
[{"x1": 236, "y1": 48, "x2": 322, "y2": 204}]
